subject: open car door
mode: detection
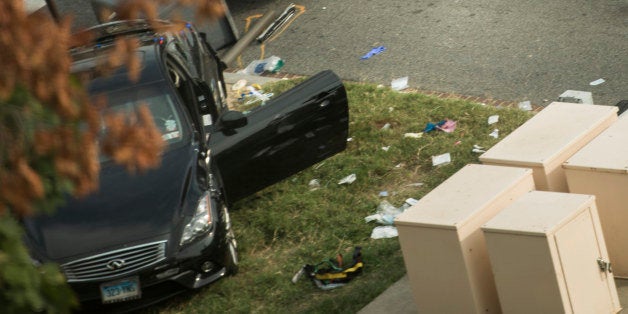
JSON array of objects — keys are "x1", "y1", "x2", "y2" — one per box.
[{"x1": 209, "y1": 70, "x2": 349, "y2": 204}]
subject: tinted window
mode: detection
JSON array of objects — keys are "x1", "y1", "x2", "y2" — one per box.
[{"x1": 95, "y1": 84, "x2": 191, "y2": 153}]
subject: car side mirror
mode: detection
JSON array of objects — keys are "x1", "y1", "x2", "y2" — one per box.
[{"x1": 219, "y1": 110, "x2": 248, "y2": 130}]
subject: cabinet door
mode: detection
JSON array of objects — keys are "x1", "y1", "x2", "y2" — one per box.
[{"x1": 554, "y1": 209, "x2": 616, "y2": 313}]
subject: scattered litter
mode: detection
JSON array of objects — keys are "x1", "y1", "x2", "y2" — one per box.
[
  {"x1": 489, "y1": 129, "x2": 499, "y2": 139},
  {"x1": 558, "y1": 90, "x2": 593, "y2": 104},
  {"x1": 381, "y1": 123, "x2": 391, "y2": 131},
  {"x1": 388, "y1": 107, "x2": 394, "y2": 112},
  {"x1": 292, "y1": 247, "x2": 363, "y2": 290},
  {"x1": 241, "y1": 55, "x2": 284, "y2": 75},
  {"x1": 405, "y1": 182, "x2": 424, "y2": 187},
  {"x1": 379, "y1": 191, "x2": 389, "y2": 197},
  {"x1": 322, "y1": 6, "x2": 327, "y2": 10},
  {"x1": 308, "y1": 179, "x2": 321, "y2": 191},
  {"x1": 406, "y1": 198, "x2": 419, "y2": 206},
  {"x1": 371, "y1": 226, "x2": 398, "y2": 239},
  {"x1": 454, "y1": 140, "x2": 462, "y2": 146},
  {"x1": 365, "y1": 199, "x2": 416, "y2": 225},
  {"x1": 488, "y1": 115, "x2": 499, "y2": 125},
  {"x1": 347, "y1": 137, "x2": 353, "y2": 142},
  {"x1": 424, "y1": 119, "x2": 457, "y2": 133},
  {"x1": 394, "y1": 163, "x2": 404, "y2": 168},
  {"x1": 391, "y1": 76, "x2": 409, "y2": 91},
  {"x1": 381, "y1": 146, "x2": 390, "y2": 151},
  {"x1": 360, "y1": 46, "x2": 386, "y2": 60},
  {"x1": 472, "y1": 148, "x2": 486, "y2": 153},
  {"x1": 437, "y1": 119, "x2": 457, "y2": 133},
  {"x1": 404, "y1": 132, "x2": 423, "y2": 138},
  {"x1": 432, "y1": 153, "x2": 451, "y2": 166},
  {"x1": 338, "y1": 173, "x2": 356, "y2": 185},
  {"x1": 518, "y1": 100, "x2": 532, "y2": 111},
  {"x1": 232, "y1": 79, "x2": 247, "y2": 91},
  {"x1": 590, "y1": 78, "x2": 606, "y2": 86}
]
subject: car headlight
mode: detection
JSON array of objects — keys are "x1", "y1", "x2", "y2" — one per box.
[{"x1": 180, "y1": 193, "x2": 213, "y2": 246}]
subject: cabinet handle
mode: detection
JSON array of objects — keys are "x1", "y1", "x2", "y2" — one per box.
[{"x1": 597, "y1": 257, "x2": 613, "y2": 273}]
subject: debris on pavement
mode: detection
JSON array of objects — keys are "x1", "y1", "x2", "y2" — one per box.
[
  {"x1": 518, "y1": 100, "x2": 532, "y2": 111},
  {"x1": 241, "y1": 55, "x2": 284, "y2": 75},
  {"x1": 231, "y1": 79, "x2": 247, "y2": 91},
  {"x1": 292, "y1": 247, "x2": 363, "y2": 290},
  {"x1": 488, "y1": 115, "x2": 499, "y2": 125},
  {"x1": 590, "y1": 78, "x2": 606, "y2": 86},
  {"x1": 558, "y1": 90, "x2": 594, "y2": 104},
  {"x1": 432, "y1": 153, "x2": 451, "y2": 166},
  {"x1": 338, "y1": 173, "x2": 357, "y2": 185},
  {"x1": 391, "y1": 76, "x2": 409, "y2": 91},
  {"x1": 360, "y1": 45, "x2": 386, "y2": 60},
  {"x1": 256, "y1": 4, "x2": 297, "y2": 43}
]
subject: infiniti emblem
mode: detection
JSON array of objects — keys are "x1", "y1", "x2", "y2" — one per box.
[{"x1": 106, "y1": 259, "x2": 126, "y2": 271}]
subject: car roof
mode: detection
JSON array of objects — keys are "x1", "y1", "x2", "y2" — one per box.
[{"x1": 70, "y1": 20, "x2": 174, "y2": 93}]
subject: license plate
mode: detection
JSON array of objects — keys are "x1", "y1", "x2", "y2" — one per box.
[{"x1": 100, "y1": 277, "x2": 141, "y2": 304}]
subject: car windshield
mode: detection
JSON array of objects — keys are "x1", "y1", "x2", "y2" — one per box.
[{"x1": 93, "y1": 84, "x2": 191, "y2": 161}]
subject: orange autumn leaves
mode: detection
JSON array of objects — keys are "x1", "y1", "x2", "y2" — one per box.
[{"x1": 0, "y1": 0, "x2": 225, "y2": 216}]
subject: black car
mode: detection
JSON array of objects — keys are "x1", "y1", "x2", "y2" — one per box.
[{"x1": 22, "y1": 20, "x2": 349, "y2": 311}]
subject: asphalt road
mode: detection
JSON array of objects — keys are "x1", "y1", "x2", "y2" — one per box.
[
  {"x1": 53, "y1": 0, "x2": 626, "y2": 106},
  {"x1": 226, "y1": 0, "x2": 627, "y2": 107}
]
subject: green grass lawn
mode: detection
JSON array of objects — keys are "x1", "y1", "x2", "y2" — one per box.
[{"x1": 149, "y1": 79, "x2": 533, "y2": 313}]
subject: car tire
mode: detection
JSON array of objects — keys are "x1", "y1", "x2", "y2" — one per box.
[{"x1": 223, "y1": 206, "x2": 239, "y2": 275}]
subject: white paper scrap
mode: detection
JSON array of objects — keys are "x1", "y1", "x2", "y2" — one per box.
[
  {"x1": 338, "y1": 173, "x2": 357, "y2": 185},
  {"x1": 518, "y1": 101, "x2": 532, "y2": 111},
  {"x1": 590, "y1": 78, "x2": 606, "y2": 86},
  {"x1": 488, "y1": 115, "x2": 499, "y2": 125},
  {"x1": 404, "y1": 132, "x2": 423, "y2": 138},
  {"x1": 391, "y1": 76, "x2": 409, "y2": 91},
  {"x1": 370, "y1": 226, "x2": 398, "y2": 239},
  {"x1": 432, "y1": 153, "x2": 451, "y2": 166},
  {"x1": 489, "y1": 129, "x2": 499, "y2": 139}
]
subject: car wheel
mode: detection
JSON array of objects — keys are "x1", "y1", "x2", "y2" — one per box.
[{"x1": 223, "y1": 205, "x2": 239, "y2": 275}]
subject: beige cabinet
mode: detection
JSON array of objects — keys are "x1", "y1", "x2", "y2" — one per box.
[
  {"x1": 564, "y1": 114, "x2": 628, "y2": 277},
  {"x1": 395, "y1": 164, "x2": 535, "y2": 313},
  {"x1": 482, "y1": 191, "x2": 620, "y2": 314},
  {"x1": 479, "y1": 102, "x2": 617, "y2": 192}
]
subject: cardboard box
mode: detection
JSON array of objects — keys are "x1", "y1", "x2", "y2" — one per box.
[
  {"x1": 480, "y1": 102, "x2": 617, "y2": 192},
  {"x1": 395, "y1": 164, "x2": 534, "y2": 313},
  {"x1": 564, "y1": 114, "x2": 628, "y2": 277},
  {"x1": 483, "y1": 191, "x2": 620, "y2": 314}
]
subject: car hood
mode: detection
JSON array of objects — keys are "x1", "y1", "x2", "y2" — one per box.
[{"x1": 23, "y1": 145, "x2": 198, "y2": 261}]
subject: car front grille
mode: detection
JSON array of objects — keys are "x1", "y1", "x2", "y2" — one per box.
[{"x1": 60, "y1": 241, "x2": 167, "y2": 282}]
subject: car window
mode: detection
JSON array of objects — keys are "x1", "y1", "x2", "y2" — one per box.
[
  {"x1": 95, "y1": 84, "x2": 191, "y2": 159},
  {"x1": 107, "y1": 89, "x2": 186, "y2": 143},
  {"x1": 165, "y1": 56, "x2": 208, "y2": 133}
]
